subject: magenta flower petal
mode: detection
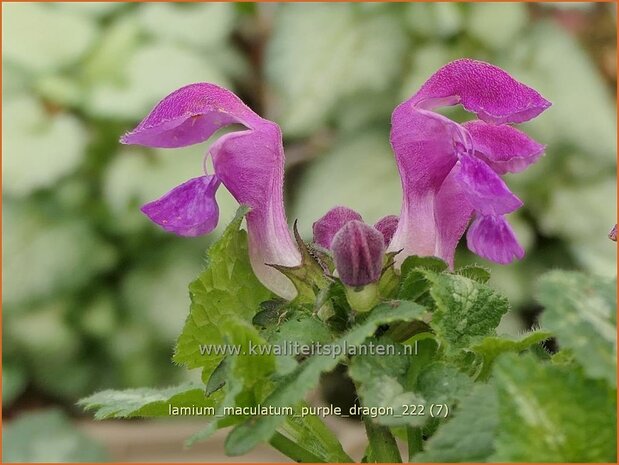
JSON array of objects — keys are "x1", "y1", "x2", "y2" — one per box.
[
  {"x1": 433, "y1": 167, "x2": 474, "y2": 267},
  {"x1": 466, "y1": 214, "x2": 524, "y2": 264},
  {"x1": 373, "y1": 215, "x2": 399, "y2": 247},
  {"x1": 209, "y1": 127, "x2": 301, "y2": 299},
  {"x1": 463, "y1": 120, "x2": 545, "y2": 174},
  {"x1": 456, "y1": 153, "x2": 523, "y2": 216},
  {"x1": 332, "y1": 220, "x2": 385, "y2": 287},
  {"x1": 312, "y1": 206, "x2": 363, "y2": 249},
  {"x1": 389, "y1": 108, "x2": 470, "y2": 259},
  {"x1": 121, "y1": 83, "x2": 261, "y2": 148},
  {"x1": 141, "y1": 175, "x2": 220, "y2": 237},
  {"x1": 409, "y1": 59, "x2": 551, "y2": 124},
  {"x1": 123, "y1": 83, "x2": 301, "y2": 299},
  {"x1": 390, "y1": 59, "x2": 548, "y2": 267}
]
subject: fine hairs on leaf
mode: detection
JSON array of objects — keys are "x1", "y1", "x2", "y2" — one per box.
[{"x1": 536, "y1": 270, "x2": 617, "y2": 387}]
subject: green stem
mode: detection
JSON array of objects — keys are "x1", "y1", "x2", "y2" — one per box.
[
  {"x1": 364, "y1": 417, "x2": 402, "y2": 463},
  {"x1": 269, "y1": 432, "x2": 326, "y2": 463},
  {"x1": 406, "y1": 426, "x2": 423, "y2": 461}
]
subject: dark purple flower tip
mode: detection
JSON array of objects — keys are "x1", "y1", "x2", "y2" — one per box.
[
  {"x1": 373, "y1": 215, "x2": 399, "y2": 246},
  {"x1": 312, "y1": 206, "x2": 363, "y2": 249},
  {"x1": 141, "y1": 175, "x2": 220, "y2": 237},
  {"x1": 456, "y1": 153, "x2": 523, "y2": 216},
  {"x1": 331, "y1": 220, "x2": 385, "y2": 287},
  {"x1": 466, "y1": 214, "x2": 524, "y2": 264},
  {"x1": 410, "y1": 58, "x2": 552, "y2": 124},
  {"x1": 463, "y1": 120, "x2": 546, "y2": 174}
]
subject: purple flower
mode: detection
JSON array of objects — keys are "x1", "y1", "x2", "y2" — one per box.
[
  {"x1": 331, "y1": 220, "x2": 385, "y2": 288},
  {"x1": 121, "y1": 83, "x2": 301, "y2": 299},
  {"x1": 313, "y1": 207, "x2": 398, "y2": 252},
  {"x1": 373, "y1": 215, "x2": 399, "y2": 246},
  {"x1": 312, "y1": 206, "x2": 363, "y2": 249},
  {"x1": 389, "y1": 59, "x2": 550, "y2": 266},
  {"x1": 124, "y1": 59, "x2": 550, "y2": 304},
  {"x1": 312, "y1": 207, "x2": 397, "y2": 287}
]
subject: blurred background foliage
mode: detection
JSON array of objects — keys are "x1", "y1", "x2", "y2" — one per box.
[{"x1": 2, "y1": 2, "x2": 616, "y2": 460}]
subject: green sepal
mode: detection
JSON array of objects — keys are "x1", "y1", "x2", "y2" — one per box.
[
  {"x1": 378, "y1": 250, "x2": 401, "y2": 298},
  {"x1": 268, "y1": 221, "x2": 331, "y2": 304}
]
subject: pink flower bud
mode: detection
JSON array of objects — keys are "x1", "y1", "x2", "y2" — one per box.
[{"x1": 331, "y1": 220, "x2": 385, "y2": 287}]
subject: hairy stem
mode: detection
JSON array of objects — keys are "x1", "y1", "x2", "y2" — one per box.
[
  {"x1": 364, "y1": 417, "x2": 402, "y2": 463},
  {"x1": 407, "y1": 426, "x2": 423, "y2": 461}
]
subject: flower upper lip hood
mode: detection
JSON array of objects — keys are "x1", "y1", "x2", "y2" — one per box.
[
  {"x1": 121, "y1": 83, "x2": 301, "y2": 300},
  {"x1": 388, "y1": 58, "x2": 551, "y2": 267}
]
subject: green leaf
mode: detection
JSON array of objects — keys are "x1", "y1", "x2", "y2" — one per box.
[
  {"x1": 415, "y1": 384, "x2": 498, "y2": 462},
  {"x1": 364, "y1": 418, "x2": 402, "y2": 463},
  {"x1": 2, "y1": 363, "x2": 27, "y2": 407},
  {"x1": 509, "y1": 22, "x2": 616, "y2": 165},
  {"x1": 121, "y1": 244, "x2": 205, "y2": 342},
  {"x1": 415, "y1": 362, "x2": 473, "y2": 407},
  {"x1": 3, "y1": 97, "x2": 88, "y2": 197},
  {"x1": 426, "y1": 272, "x2": 509, "y2": 354},
  {"x1": 3, "y1": 3, "x2": 97, "y2": 74},
  {"x1": 269, "y1": 314, "x2": 334, "y2": 347},
  {"x1": 224, "y1": 300, "x2": 426, "y2": 456},
  {"x1": 3, "y1": 61, "x2": 31, "y2": 101},
  {"x1": 187, "y1": 317, "x2": 277, "y2": 444},
  {"x1": 138, "y1": 3, "x2": 236, "y2": 50},
  {"x1": 398, "y1": 270, "x2": 434, "y2": 304},
  {"x1": 266, "y1": 4, "x2": 407, "y2": 135},
  {"x1": 537, "y1": 270, "x2": 616, "y2": 386},
  {"x1": 8, "y1": 300, "x2": 80, "y2": 365},
  {"x1": 471, "y1": 330, "x2": 552, "y2": 380},
  {"x1": 54, "y1": 2, "x2": 124, "y2": 18},
  {"x1": 279, "y1": 413, "x2": 354, "y2": 463},
  {"x1": 398, "y1": 256, "x2": 447, "y2": 305},
  {"x1": 404, "y1": 337, "x2": 439, "y2": 389},
  {"x1": 79, "y1": 383, "x2": 211, "y2": 420},
  {"x1": 454, "y1": 264, "x2": 491, "y2": 283},
  {"x1": 538, "y1": 180, "x2": 617, "y2": 276},
  {"x1": 79, "y1": 293, "x2": 118, "y2": 340},
  {"x1": 400, "y1": 255, "x2": 448, "y2": 277},
  {"x1": 467, "y1": 3, "x2": 528, "y2": 50},
  {"x1": 173, "y1": 206, "x2": 272, "y2": 380},
  {"x1": 85, "y1": 43, "x2": 230, "y2": 120},
  {"x1": 269, "y1": 314, "x2": 334, "y2": 375},
  {"x1": 4, "y1": 409, "x2": 108, "y2": 462},
  {"x1": 405, "y1": 3, "x2": 462, "y2": 38},
  {"x1": 81, "y1": 15, "x2": 142, "y2": 85},
  {"x1": 33, "y1": 74, "x2": 84, "y2": 108},
  {"x1": 3, "y1": 202, "x2": 117, "y2": 307},
  {"x1": 349, "y1": 340, "x2": 425, "y2": 426},
  {"x1": 252, "y1": 299, "x2": 289, "y2": 329},
  {"x1": 492, "y1": 354, "x2": 616, "y2": 462}
]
